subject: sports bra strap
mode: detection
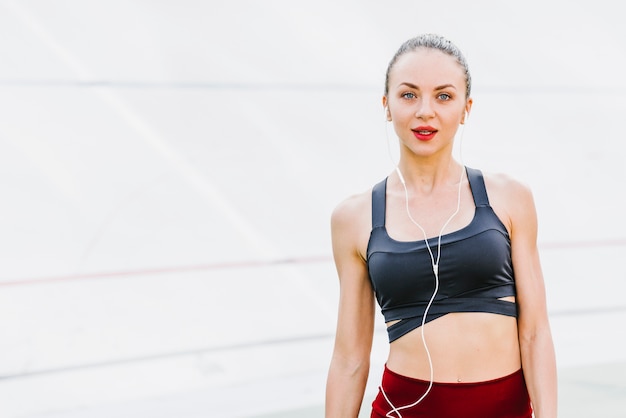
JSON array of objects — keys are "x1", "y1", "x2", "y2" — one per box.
[
  {"x1": 371, "y1": 178, "x2": 387, "y2": 228},
  {"x1": 466, "y1": 167, "x2": 490, "y2": 208}
]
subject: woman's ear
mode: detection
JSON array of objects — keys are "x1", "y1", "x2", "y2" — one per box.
[
  {"x1": 461, "y1": 98, "x2": 473, "y2": 124},
  {"x1": 382, "y1": 96, "x2": 391, "y2": 121}
]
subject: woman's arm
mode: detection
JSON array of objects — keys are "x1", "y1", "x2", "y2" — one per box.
[
  {"x1": 507, "y1": 179, "x2": 558, "y2": 418},
  {"x1": 325, "y1": 195, "x2": 376, "y2": 418}
]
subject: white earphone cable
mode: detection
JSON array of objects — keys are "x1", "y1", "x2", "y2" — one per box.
[
  {"x1": 382, "y1": 165, "x2": 464, "y2": 418},
  {"x1": 380, "y1": 111, "x2": 468, "y2": 418}
]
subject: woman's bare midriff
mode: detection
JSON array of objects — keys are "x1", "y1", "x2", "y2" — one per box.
[{"x1": 385, "y1": 298, "x2": 521, "y2": 383}]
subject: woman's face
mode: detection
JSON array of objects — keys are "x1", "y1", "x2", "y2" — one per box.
[{"x1": 384, "y1": 48, "x2": 471, "y2": 159}]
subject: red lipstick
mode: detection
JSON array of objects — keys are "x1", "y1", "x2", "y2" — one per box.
[{"x1": 412, "y1": 125, "x2": 438, "y2": 141}]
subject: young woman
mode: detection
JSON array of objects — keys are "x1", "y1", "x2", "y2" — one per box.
[{"x1": 325, "y1": 34, "x2": 557, "y2": 418}]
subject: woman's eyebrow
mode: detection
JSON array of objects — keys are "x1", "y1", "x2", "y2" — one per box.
[
  {"x1": 434, "y1": 84, "x2": 457, "y2": 90},
  {"x1": 397, "y1": 82, "x2": 457, "y2": 91},
  {"x1": 398, "y1": 82, "x2": 420, "y2": 90}
]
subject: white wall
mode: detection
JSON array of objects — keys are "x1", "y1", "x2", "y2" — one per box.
[{"x1": 0, "y1": 1, "x2": 625, "y2": 416}]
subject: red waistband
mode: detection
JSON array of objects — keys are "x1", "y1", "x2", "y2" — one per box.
[
  {"x1": 383, "y1": 364, "x2": 524, "y2": 386},
  {"x1": 371, "y1": 365, "x2": 532, "y2": 418}
]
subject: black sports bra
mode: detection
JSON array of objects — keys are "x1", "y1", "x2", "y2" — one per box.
[{"x1": 366, "y1": 167, "x2": 517, "y2": 343}]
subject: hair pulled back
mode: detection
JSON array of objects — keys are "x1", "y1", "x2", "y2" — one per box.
[{"x1": 384, "y1": 34, "x2": 472, "y2": 99}]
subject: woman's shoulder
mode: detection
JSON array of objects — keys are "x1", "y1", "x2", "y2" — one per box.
[
  {"x1": 480, "y1": 169, "x2": 534, "y2": 201},
  {"x1": 329, "y1": 187, "x2": 376, "y2": 260},
  {"x1": 479, "y1": 169, "x2": 537, "y2": 232},
  {"x1": 331, "y1": 187, "x2": 372, "y2": 230}
]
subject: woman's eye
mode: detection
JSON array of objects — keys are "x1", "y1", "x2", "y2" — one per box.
[
  {"x1": 401, "y1": 92, "x2": 416, "y2": 99},
  {"x1": 438, "y1": 93, "x2": 451, "y2": 100}
]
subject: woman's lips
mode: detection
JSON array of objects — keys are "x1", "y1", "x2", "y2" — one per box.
[{"x1": 412, "y1": 126, "x2": 437, "y2": 141}]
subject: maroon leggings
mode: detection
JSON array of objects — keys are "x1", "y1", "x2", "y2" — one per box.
[{"x1": 371, "y1": 365, "x2": 532, "y2": 418}]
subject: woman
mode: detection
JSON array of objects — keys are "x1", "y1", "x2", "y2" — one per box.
[{"x1": 325, "y1": 34, "x2": 557, "y2": 418}]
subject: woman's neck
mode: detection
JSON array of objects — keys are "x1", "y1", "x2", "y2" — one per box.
[{"x1": 395, "y1": 155, "x2": 463, "y2": 195}]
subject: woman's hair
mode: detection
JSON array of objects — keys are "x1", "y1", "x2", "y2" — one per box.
[{"x1": 384, "y1": 34, "x2": 472, "y2": 99}]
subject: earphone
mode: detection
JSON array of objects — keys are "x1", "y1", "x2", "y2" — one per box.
[
  {"x1": 380, "y1": 108, "x2": 469, "y2": 418},
  {"x1": 461, "y1": 109, "x2": 469, "y2": 124},
  {"x1": 382, "y1": 165, "x2": 465, "y2": 418}
]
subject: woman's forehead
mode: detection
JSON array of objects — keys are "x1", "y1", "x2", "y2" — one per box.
[{"x1": 389, "y1": 48, "x2": 466, "y2": 89}]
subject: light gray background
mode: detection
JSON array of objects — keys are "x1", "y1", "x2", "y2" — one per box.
[{"x1": 0, "y1": 1, "x2": 625, "y2": 417}]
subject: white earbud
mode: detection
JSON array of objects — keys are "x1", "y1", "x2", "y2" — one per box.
[{"x1": 461, "y1": 110, "x2": 469, "y2": 124}]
